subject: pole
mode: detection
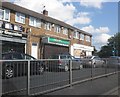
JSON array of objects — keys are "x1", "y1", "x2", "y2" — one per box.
[
  {"x1": 69, "y1": 59, "x2": 72, "y2": 88},
  {"x1": 91, "y1": 60, "x2": 93, "y2": 80},
  {"x1": 27, "y1": 60, "x2": 30, "y2": 95}
]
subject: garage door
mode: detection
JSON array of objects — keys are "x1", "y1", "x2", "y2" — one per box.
[{"x1": 44, "y1": 44, "x2": 69, "y2": 59}]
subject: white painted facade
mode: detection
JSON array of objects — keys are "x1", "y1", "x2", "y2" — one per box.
[{"x1": 70, "y1": 44, "x2": 94, "y2": 58}]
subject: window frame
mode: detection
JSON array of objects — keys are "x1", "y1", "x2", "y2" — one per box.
[
  {"x1": 29, "y1": 16, "x2": 41, "y2": 28},
  {"x1": 15, "y1": 12, "x2": 25, "y2": 24},
  {"x1": 74, "y1": 31, "x2": 79, "y2": 39},
  {"x1": 63, "y1": 28, "x2": 68, "y2": 35},
  {"x1": 86, "y1": 35, "x2": 91, "y2": 42},
  {"x1": 80, "y1": 33, "x2": 84, "y2": 40},
  {"x1": 44, "y1": 22, "x2": 51, "y2": 31},
  {"x1": 54, "y1": 25, "x2": 61, "y2": 33},
  {"x1": 0, "y1": 8, "x2": 10, "y2": 22}
]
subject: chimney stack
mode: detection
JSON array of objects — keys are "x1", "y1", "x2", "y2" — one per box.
[{"x1": 43, "y1": 10, "x2": 48, "y2": 16}]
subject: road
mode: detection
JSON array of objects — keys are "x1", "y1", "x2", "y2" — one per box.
[
  {"x1": 2, "y1": 67, "x2": 118, "y2": 96},
  {"x1": 45, "y1": 73, "x2": 119, "y2": 96}
]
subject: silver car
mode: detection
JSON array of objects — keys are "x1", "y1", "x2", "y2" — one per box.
[
  {"x1": 107, "y1": 56, "x2": 120, "y2": 68},
  {"x1": 82, "y1": 56, "x2": 105, "y2": 68},
  {"x1": 46, "y1": 54, "x2": 83, "y2": 71}
]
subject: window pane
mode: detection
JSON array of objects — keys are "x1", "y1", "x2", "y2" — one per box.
[
  {"x1": 21, "y1": 14, "x2": 25, "y2": 23},
  {"x1": 0, "y1": 9, "x2": 2, "y2": 20},
  {"x1": 36, "y1": 19, "x2": 41, "y2": 27},
  {"x1": 2, "y1": 10, "x2": 4, "y2": 19},
  {"x1": 5, "y1": 9, "x2": 9, "y2": 20},
  {"x1": 16, "y1": 13, "x2": 20, "y2": 21},
  {"x1": 86, "y1": 35, "x2": 90, "y2": 42},
  {"x1": 16, "y1": 12, "x2": 25, "y2": 23},
  {"x1": 80, "y1": 34, "x2": 84, "y2": 40},
  {"x1": 29, "y1": 17, "x2": 34, "y2": 26},
  {"x1": 63, "y1": 28, "x2": 68, "y2": 35},
  {"x1": 0, "y1": 9, "x2": 10, "y2": 21},
  {"x1": 76, "y1": 32, "x2": 79, "y2": 39}
]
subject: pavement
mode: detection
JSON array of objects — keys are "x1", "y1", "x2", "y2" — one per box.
[{"x1": 44, "y1": 73, "x2": 119, "y2": 96}]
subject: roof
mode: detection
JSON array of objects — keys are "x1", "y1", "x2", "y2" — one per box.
[{"x1": 2, "y1": 2, "x2": 92, "y2": 36}]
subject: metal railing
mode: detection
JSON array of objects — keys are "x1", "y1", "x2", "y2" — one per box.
[{"x1": 1, "y1": 58, "x2": 119, "y2": 96}]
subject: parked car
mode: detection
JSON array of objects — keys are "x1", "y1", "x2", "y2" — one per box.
[
  {"x1": 46, "y1": 54, "x2": 83, "y2": 71},
  {"x1": 82, "y1": 56, "x2": 105, "y2": 68},
  {"x1": 107, "y1": 56, "x2": 120, "y2": 68},
  {"x1": 1, "y1": 51, "x2": 45, "y2": 78}
]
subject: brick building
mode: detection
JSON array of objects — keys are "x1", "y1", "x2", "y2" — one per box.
[{"x1": 0, "y1": 2, "x2": 94, "y2": 59}]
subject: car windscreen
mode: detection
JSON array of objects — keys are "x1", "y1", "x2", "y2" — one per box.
[
  {"x1": 22, "y1": 54, "x2": 35, "y2": 60},
  {"x1": 60, "y1": 55, "x2": 67, "y2": 59},
  {"x1": 50, "y1": 55, "x2": 59, "y2": 59},
  {"x1": 12, "y1": 53, "x2": 23, "y2": 59},
  {"x1": 84, "y1": 56, "x2": 92, "y2": 59},
  {"x1": 2, "y1": 53, "x2": 12, "y2": 60}
]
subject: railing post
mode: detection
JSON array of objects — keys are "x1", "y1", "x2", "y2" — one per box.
[
  {"x1": 115, "y1": 58, "x2": 118, "y2": 73},
  {"x1": 105, "y1": 59, "x2": 107, "y2": 74},
  {"x1": 105, "y1": 59, "x2": 108, "y2": 77},
  {"x1": 91, "y1": 60, "x2": 93, "y2": 80},
  {"x1": 69, "y1": 59, "x2": 72, "y2": 87},
  {"x1": 27, "y1": 60, "x2": 30, "y2": 95},
  {"x1": 0, "y1": 62, "x2": 2, "y2": 97}
]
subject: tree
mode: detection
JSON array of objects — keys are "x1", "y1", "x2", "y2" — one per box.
[
  {"x1": 98, "y1": 32, "x2": 120, "y2": 58},
  {"x1": 98, "y1": 45, "x2": 112, "y2": 58},
  {"x1": 92, "y1": 46, "x2": 98, "y2": 56},
  {"x1": 108, "y1": 32, "x2": 120, "y2": 56}
]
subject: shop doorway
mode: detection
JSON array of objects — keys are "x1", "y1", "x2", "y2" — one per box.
[{"x1": 43, "y1": 44, "x2": 69, "y2": 59}]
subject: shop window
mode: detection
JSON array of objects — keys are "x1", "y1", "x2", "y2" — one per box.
[
  {"x1": 15, "y1": 12, "x2": 25, "y2": 24},
  {"x1": 29, "y1": 16, "x2": 41, "y2": 28},
  {"x1": 0, "y1": 8, "x2": 10, "y2": 22},
  {"x1": 44, "y1": 22, "x2": 51, "y2": 31}
]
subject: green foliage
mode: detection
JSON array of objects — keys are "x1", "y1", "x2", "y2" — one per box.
[{"x1": 98, "y1": 32, "x2": 120, "y2": 58}]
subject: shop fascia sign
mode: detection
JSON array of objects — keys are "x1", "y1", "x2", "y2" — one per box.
[
  {"x1": 0, "y1": 30, "x2": 22, "y2": 37},
  {"x1": 73, "y1": 44, "x2": 94, "y2": 51},
  {"x1": 42, "y1": 37, "x2": 70, "y2": 46},
  {"x1": 4, "y1": 30, "x2": 22, "y2": 37}
]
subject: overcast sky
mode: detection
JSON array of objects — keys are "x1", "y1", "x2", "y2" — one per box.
[{"x1": 8, "y1": 0, "x2": 119, "y2": 51}]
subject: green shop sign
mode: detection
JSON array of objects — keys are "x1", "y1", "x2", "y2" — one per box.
[{"x1": 48, "y1": 37, "x2": 70, "y2": 46}]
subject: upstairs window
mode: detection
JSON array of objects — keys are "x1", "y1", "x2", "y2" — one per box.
[
  {"x1": 54, "y1": 25, "x2": 61, "y2": 33},
  {"x1": 0, "y1": 8, "x2": 10, "y2": 21},
  {"x1": 15, "y1": 12, "x2": 25, "y2": 24},
  {"x1": 44, "y1": 22, "x2": 51, "y2": 31},
  {"x1": 74, "y1": 31, "x2": 79, "y2": 39},
  {"x1": 80, "y1": 33, "x2": 84, "y2": 40},
  {"x1": 86, "y1": 35, "x2": 91, "y2": 42},
  {"x1": 29, "y1": 16, "x2": 41, "y2": 28},
  {"x1": 63, "y1": 28, "x2": 68, "y2": 35}
]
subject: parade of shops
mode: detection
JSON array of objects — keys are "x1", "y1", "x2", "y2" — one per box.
[{"x1": 0, "y1": 2, "x2": 94, "y2": 59}]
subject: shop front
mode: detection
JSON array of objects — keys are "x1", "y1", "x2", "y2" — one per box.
[
  {"x1": 0, "y1": 20, "x2": 27, "y2": 54},
  {"x1": 70, "y1": 44, "x2": 94, "y2": 58},
  {"x1": 42, "y1": 37, "x2": 70, "y2": 59}
]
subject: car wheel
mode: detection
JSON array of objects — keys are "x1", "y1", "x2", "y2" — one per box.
[
  {"x1": 79, "y1": 65, "x2": 83, "y2": 69},
  {"x1": 93, "y1": 64, "x2": 96, "y2": 68},
  {"x1": 5, "y1": 66, "x2": 14, "y2": 78},
  {"x1": 64, "y1": 65, "x2": 69, "y2": 72},
  {"x1": 38, "y1": 66, "x2": 44, "y2": 74}
]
